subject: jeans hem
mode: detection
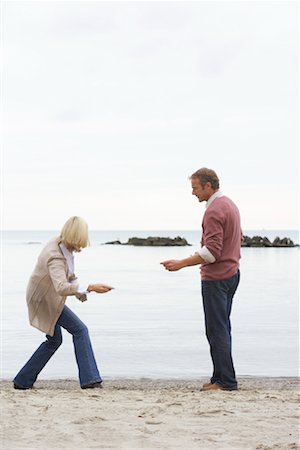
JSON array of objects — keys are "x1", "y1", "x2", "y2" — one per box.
[
  {"x1": 80, "y1": 378, "x2": 103, "y2": 388},
  {"x1": 13, "y1": 380, "x2": 34, "y2": 389},
  {"x1": 216, "y1": 382, "x2": 238, "y2": 391}
]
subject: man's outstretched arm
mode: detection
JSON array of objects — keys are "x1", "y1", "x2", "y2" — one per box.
[{"x1": 160, "y1": 253, "x2": 206, "y2": 271}]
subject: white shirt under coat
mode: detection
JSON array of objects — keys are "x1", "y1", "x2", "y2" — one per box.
[{"x1": 59, "y1": 243, "x2": 88, "y2": 299}]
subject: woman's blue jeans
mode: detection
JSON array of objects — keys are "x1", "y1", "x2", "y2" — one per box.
[
  {"x1": 14, "y1": 305, "x2": 102, "y2": 388},
  {"x1": 201, "y1": 270, "x2": 240, "y2": 390}
]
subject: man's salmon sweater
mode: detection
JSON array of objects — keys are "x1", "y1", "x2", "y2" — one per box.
[{"x1": 201, "y1": 196, "x2": 242, "y2": 281}]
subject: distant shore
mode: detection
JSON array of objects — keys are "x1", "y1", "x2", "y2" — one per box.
[{"x1": 1, "y1": 377, "x2": 299, "y2": 449}]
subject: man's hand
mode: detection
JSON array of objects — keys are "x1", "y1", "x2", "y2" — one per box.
[
  {"x1": 160, "y1": 259, "x2": 185, "y2": 271},
  {"x1": 87, "y1": 284, "x2": 114, "y2": 293},
  {"x1": 161, "y1": 253, "x2": 204, "y2": 271}
]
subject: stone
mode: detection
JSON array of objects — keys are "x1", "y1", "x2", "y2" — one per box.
[
  {"x1": 126, "y1": 236, "x2": 191, "y2": 246},
  {"x1": 241, "y1": 236, "x2": 297, "y2": 247},
  {"x1": 104, "y1": 236, "x2": 191, "y2": 246}
]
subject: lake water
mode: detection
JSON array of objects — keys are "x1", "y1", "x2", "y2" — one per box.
[{"x1": 1, "y1": 229, "x2": 299, "y2": 380}]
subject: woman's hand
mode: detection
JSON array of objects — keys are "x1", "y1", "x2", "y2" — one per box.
[{"x1": 87, "y1": 284, "x2": 114, "y2": 293}]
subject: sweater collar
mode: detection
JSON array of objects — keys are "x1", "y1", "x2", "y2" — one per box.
[{"x1": 206, "y1": 190, "x2": 223, "y2": 208}]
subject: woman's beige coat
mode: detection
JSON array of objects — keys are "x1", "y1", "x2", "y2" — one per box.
[{"x1": 26, "y1": 238, "x2": 79, "y2": 337}]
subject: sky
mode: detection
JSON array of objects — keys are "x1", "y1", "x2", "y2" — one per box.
[{"x1": 2, "y1": 0, "x2": 299, "y2": 230}]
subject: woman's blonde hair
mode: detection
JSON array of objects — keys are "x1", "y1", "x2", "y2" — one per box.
[{"x1": 60, "y1": 216, "x2": 90, "y2": 251}]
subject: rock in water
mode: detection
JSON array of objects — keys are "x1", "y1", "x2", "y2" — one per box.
[
  {"x1": 104, "y1": 236, "x2": 191, "y2": 246},
  {"x1": 241, "y1": 236, "x2": 297, "y2": 247},
  {"x1": 126, "y1": 236, "x2": 191, "y2": 246}
]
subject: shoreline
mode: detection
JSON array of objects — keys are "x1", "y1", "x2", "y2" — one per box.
[
  {"x1": 1, "y1": 376, "x2": 299, "y2": 391},
  {"x1": 1, "y1": 377, "x2": 299, "y2": 450}
]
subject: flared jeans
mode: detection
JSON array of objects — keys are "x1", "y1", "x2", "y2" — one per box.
[{"x1": 14, "y1": 305, "x2": 102, "y2": 388}]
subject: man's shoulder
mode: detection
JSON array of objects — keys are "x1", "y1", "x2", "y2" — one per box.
[
  {"x1": 213, "y1": 195, "x2": 238, "y2": 209},
  {"x1": 205, "y1": 196, "x2": 239, "y2": 218},
  {"x1": 206, "y1": 195, "x2": 227, "y2": 210}
]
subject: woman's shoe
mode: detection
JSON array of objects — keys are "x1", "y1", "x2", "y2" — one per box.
[
  {"x1": 81, "y1": 381, "x2": 103, "y2": 389},
  {"x1": 13, "y1": 382, "x2": 33, "y2": 390}
]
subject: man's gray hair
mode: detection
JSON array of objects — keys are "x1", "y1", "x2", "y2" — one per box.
[{"x1": 190, "y1": 168, "x2": 220, "y2": 189}]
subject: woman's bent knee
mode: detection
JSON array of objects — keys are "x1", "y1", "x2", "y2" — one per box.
[
  {"x1": 70, "y1": 322, "x2": 89, "y2": 337},
  {"x1": 46, "y1": 334, "x2": 63, "y2": 349},
  {"x1": 77, "y1": 323, "x2": 89, "y2": 336}
]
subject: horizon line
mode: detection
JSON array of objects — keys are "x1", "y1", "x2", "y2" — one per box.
[{"x1": 1, "y1": 228, "x2": 299, "y2": 232}]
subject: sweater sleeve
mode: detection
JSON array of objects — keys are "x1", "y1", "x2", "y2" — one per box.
[
  {"x1": 47, "y1": 257, "x2": 79, "y2": 296},
  {"x1": 203, "y1": 210, "x2": 224, "y2": 260}
]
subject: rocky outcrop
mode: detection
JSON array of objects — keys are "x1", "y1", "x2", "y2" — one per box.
[
  {"x1": 105, "y1": 235, "x2": 297, "y2": 247},
  {"x1": 241, "y1": 236, "x2": 297, "y2": 247},
  {"x1": 272, "y1": 237, "x2": 296, "y2": 247},
  {"x1": 105, "y1": 236, "x2": 191, "y2": 246}
]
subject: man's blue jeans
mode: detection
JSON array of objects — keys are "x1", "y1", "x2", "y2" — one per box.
[
  {"x1": 201, "y1": 270, "x2": 240, "y2": 390},
  {"x1": 14, "y1": 305, "x2": 102, "y2": 388}
]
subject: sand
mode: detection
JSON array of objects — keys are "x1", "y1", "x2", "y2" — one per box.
[{"x1": 1, "y1": 378, "x2": 299, "y2": 450}]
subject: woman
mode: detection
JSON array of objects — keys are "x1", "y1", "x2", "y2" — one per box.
[{"x1": 13, "y1": 216, "x2": 113, "y2": 390}]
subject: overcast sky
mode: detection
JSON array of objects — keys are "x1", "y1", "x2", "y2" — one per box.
[{"x1": 2, "y1": 1, "x2": 299, "y2": 230}]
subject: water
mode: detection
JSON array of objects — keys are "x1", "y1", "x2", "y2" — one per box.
[{"x1": 1, "y1": 230, "x2": 299, "y2": 380}]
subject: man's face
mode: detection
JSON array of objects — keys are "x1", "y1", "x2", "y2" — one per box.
[{"x1": 191, "y1": 178, "x2": 211, "y2": 202}]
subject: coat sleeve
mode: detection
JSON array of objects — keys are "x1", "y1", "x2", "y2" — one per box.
[{"x1": 47, "y1": 257, "x2": 79, "y2": 296}]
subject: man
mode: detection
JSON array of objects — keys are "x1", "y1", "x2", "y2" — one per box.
[{"x1": 161, "y1": 168, "x2": 242, "y2": 391}]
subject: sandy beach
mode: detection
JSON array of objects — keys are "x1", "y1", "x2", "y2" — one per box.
[{"x1": 1, "y1": 377, "x2": 299, "y2": 450}]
